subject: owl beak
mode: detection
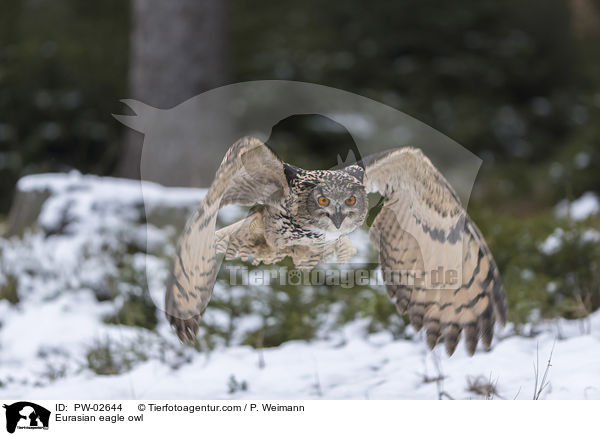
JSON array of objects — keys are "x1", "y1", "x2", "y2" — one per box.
[{"x1": 331, "y1": 205, "x2": 345, "y2": 229}]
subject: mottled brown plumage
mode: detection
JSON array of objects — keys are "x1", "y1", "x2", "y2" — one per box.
[
  {"x1": 166, "y1": 137, "x2": 506, "y2": 355},
  {"x1": 362, "y1": 148, "x2": 506, "y2": 355}
]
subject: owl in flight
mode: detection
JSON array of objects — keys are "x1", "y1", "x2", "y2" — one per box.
[{"x1": 166, "y1": 137, "x2": 506, "y2": 355}]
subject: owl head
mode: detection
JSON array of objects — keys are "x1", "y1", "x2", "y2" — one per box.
[{"x1": 286, "y1": 164, "x2": 368, "y2": 240}]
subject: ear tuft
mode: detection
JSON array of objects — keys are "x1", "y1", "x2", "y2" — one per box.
[{"x1": 283, "y1": 163, "x2": 301, "y2": 186}]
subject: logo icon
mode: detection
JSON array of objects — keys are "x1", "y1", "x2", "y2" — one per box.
[{"x1": 3, "y1": 402, "x2": 50, "y2": 434}]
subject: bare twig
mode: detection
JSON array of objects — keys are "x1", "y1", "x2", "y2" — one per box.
[
  {"x1": 312, "y1": 358, "x2": 323, "y2": 397},
  {"x1": 431, "y1": 351, "x2": 454, "y2": 400},
  {"x1": 418, "y1": 373, "x2": 446, "y2": 384},
  {"x1": 256, "y1": 328, "x2": 265, "y2": 369}
]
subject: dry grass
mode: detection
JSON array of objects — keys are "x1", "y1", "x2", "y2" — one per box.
[
  {"x1": 466, "y1": 375, "x2": 502, "y2": 400},
  {"x1": 533, "y1": 342, "x2": 555, "y2": 400}
]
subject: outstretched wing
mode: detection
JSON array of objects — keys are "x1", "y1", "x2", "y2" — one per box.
[
  {"x1": 165, "y1": 136, "x2": 289, "y2": 343},
  {"x1": 361, "y1": 148, "x2": 506, "y2": 355}
]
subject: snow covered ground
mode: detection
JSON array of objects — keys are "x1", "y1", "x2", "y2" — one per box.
[{"x1": 1, "y1": 173, "x2": 599, "y2": 400}]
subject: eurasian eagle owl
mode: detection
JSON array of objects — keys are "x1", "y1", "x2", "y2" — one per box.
[{"x1": 166, "y1": 137, "x2": 506, "y2": 356}]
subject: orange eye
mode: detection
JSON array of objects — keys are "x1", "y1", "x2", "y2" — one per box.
[
  {"x1": 345, "y1": 196, "x2": 356, "y2": 206},
  {"x1": 317, "y1": 196, "x2": 330, "y2": 206}
]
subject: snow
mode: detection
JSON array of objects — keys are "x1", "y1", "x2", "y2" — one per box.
[
  {"x1": 574, "y1": 152, "x2": 591, "y2": 169},
  {"x1": 539, "y1": 226, "x2": 600, "y2": 255},
  {"x1": 3, "y1": 314, "x2": 600, "y2": 400},
  {"x1": 1, "y1": 173, "x2": 600, "y2": 400},
  {"x1": 539, "y1": 228, "x2": 564, "y2": 255},
  {"x1": 554, "y1": 191, "x2": 600, "y2": 221},
  {"x1": 582, "y1": 229, "x2": 600, "y2": 243}
]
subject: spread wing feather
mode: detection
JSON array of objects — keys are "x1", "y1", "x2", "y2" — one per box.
[
  {"x1": 361, "y1": 148, "x2": 506, "y2": 355},
  {"x1": 165, "y1": 137, "x2": 289, "y2": 343}
]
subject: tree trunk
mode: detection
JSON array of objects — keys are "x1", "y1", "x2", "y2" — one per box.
[
  {"x1": 115, "y1": 0, "x2": 228, "y2": 180},
  {"x1": 569, "y1": 0, "x2": 600, "y2": 38}
]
